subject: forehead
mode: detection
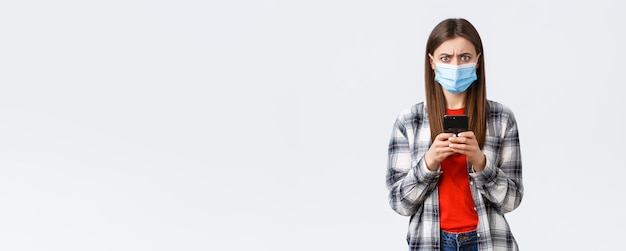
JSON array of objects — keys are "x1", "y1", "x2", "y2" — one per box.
[{"x1": 433, "y1": 36, "x2": 477, "y2": 55}]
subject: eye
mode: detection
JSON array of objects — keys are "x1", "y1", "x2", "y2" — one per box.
[
  {"x1": 461, "y1": 55, "x2": 470, "y2": 61},
  {"x1": 440, "y1": 55, "x2": 449, "y2": 62}
]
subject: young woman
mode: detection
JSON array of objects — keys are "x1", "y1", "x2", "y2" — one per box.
[{"x1": 386, "y1": 18, "x2": 523, "y2": 251}]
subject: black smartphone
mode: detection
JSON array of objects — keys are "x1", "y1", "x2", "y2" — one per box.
[{"x1": 443, "y1": 114, "x2": 468, "y2": 135}]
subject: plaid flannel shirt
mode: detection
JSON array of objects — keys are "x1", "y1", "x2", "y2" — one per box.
[{"x1": 386, "y1": 100, "x2": 523, "y2": 251}]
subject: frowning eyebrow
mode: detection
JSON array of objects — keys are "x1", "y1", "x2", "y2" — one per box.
[{"x1": 437, "y1": 52, "x2": 475, "y2": 56}]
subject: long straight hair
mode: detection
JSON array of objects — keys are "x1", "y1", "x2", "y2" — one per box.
[{"x1": 424, "y1": 18, "x2": 487, "y2": 148}]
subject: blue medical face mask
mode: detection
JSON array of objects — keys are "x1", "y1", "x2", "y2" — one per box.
[{"x1": 434, "y1": 62, "x2": 477, "y2": 93}]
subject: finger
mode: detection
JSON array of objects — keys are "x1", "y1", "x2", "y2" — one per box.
[
  {"x1": 449, "y1": 142, "x2": 477, "y2": 151},
  {"x1": 457, "y1": 131, "x2": 475, "y2": 139},
  {"x1": 449, "y1": 136, "x2": 471, "y2": 144},
  {"x1": 432, "y1": 141, "x2": 452, "y2": 151},
  {"x1": 434, "y1": 143, "x2": 455, "y2": 154},
  {"x1": 437, "y1": 149, "x2": 455, "y2": 159},
  {"x1": 435, "y1": 138, "x2": 458, "y2": 149},
  {"x1": 450, "y1": 143, "x2": 482, "y2": 157},
  {"x1": 450, "y1": 147, "x2": 481, "y2": 163},
  {"x1": 447, "y1": 135, "x2": 462, "y2": 143},
  {"x1": 449, "y1": 143, "x2": 466, "y2": 151},
  {"x1": 437, "y1": 133, "x2": 455, "y2": 141}
]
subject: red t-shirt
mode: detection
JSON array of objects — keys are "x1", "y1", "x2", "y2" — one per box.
[{"x1": 438, "y1": 107, "x2": 478, "y2": 232}]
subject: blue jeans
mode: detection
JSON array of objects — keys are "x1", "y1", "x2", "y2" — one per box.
[{"x1": 441, "y1": 229, "x2": 478, "y2": 251}]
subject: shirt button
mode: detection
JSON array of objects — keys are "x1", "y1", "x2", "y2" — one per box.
[
  {"x1": 477, "y1": 233, "x2": 480, "y2": 237},
  {"x1": 474, "y1": 207, "x2": 477, "y2": 211}
]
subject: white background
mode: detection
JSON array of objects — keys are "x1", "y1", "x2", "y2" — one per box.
[{"x1": 1, "y1": 0, "x2": 623, "y2": 250}]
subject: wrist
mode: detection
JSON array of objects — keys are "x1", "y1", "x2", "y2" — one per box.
[
  {"x1": 424, "y1": 152, "x2": 439, "y2": 171},
  {"x1": 472, "y1": 154, "x2": 486, "y2": 172}
]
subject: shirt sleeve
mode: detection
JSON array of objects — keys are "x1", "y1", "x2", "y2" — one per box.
[
  {"x1": 386, "y1": 116, "x2": 441, "y2": 216},
  {"x1": 470, "y1": 108, "x2": 524, "y2": 214}
]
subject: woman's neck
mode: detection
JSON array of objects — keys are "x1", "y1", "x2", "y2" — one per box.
[{"x1": 443, "y1": 91, "x2": 466, "y2": 109}]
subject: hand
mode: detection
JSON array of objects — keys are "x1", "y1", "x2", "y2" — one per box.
[
  {"x1": 448, "y1": 131, "x2": 486, "y2": 171},
  {"x1": 424, "y1": 132, "x2": 456, "y2": 171}
]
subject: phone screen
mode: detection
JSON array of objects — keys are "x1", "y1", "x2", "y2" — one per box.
[{"x1": 443, "y1": 114, "x2": 468, "y2": 134}]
